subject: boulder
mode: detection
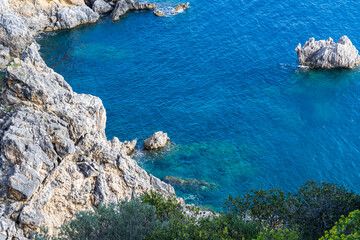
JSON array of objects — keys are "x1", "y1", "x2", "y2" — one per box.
[
  {"x1": 56, "y1": 6, "x2": 100, "y2": 29},
  {"x1": 153, "y1": 8, "x2": 165, "y2": 17},
  {"x1": 174, "y1": 2, "x2": 189, "y2": 14},
  {"x1": 295, "y1": 36, "x2": 360, "y2": 68},
  {"x1": 112, "y1": 0, "x2": 156, "y2": 21},
  {"x1": 143, "y1": 131, "x2": 170, "y2": 150},
  {"x1": 92, "y1": 0, "x2": 113, "y2": 14}
]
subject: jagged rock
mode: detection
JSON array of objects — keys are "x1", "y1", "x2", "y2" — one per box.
[
  {"x1": 143, "y1": 131, "x2": 170, "y2": 150},
  {"x1": 174, "y1": 2, "x2": 189, "y2": 14},
  {"x1": 0, "y1": 0, "x2": 8, "y2": 13},
  {"x1": 153, "y1": 8, "x2": 164, "y2": 17},
  {"x1": 0, "y1": 45, "x2": 10, "y2": 68},
  {"x1": 295, "y1": 36, "x2": 360, "y2": 68},
  {"x1": 92, "y1": 0, "x2": 113, "y2": 14},
  {"x1": 0, "y1": 31, "x2": 175, "y2": 238},
  {"x1": 56, "y1": 6, "x2": 100, "y2": 29},
  {"x1": 112, "y1": 0, "x2": 156, "y2": 21},
  {"x1": 0, "y1": 13, "x2": 33, "y2": 56}
]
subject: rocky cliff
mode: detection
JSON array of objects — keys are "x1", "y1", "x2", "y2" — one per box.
[{"x1": 0, "y1": 0, "x2": 174, "y2": 239}]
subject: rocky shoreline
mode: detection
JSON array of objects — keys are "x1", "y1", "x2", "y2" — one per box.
[{"x1": 0, "y1": 0, "x2": 175, "y2": 239}]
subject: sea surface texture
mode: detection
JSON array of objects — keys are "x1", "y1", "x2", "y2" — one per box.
[{"x1": 37, "y1": 0, "x2": 360, "y2": 209}]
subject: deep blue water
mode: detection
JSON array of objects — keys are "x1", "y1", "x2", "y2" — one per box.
[{"x1": 37, "y1": 0, "x2": 360, "y2": 209}]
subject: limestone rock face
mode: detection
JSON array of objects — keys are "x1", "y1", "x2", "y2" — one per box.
[
  {"x1": 295, "y1": 36, "x2": 360, "y2": 68},
  {"x1": 0, "y1": 39, "x2": 175, "y2": 239},
  {"x1": 92, "y1": 0, "x2": 113, "y2": 14},
  {"x1": 112, "y1": 0, "x2": 156, "y2": 21},
  {"x1": 0, "y1": 12, "x2": 33, "y2": 56},
  {"x1": 56, "y1": 6, "x2": 100, "y2": 29},
  {"x1": 0, "y1": 0, "x2": 8, "y2": 13},
  {"x1": 143, "y1": 131, "x2": 170, "y2": 150}
]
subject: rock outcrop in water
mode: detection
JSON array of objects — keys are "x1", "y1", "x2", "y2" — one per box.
[
  {"x1": 0, "y1": 0, "x2": 175, "y2": 239},
  {"x1": 112, "y1": 0, "x2": 156, "y2": 21},
  {"x1": 174, "y1": 2, "x2": 189, "y2": 14},
  {"x1": 143, "y1": 131, "x2": 170, "y2": 150},
  {"x1": 295, "y1": 36, "x2": 360, "y2": 68},
  {"x1": 153, "y1": 8, "x2": 165, "y2": 17},
  {"x1": 153, "y1": 2, "x2": 189, "y2": 17}
]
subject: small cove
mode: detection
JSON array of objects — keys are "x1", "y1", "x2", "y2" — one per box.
[{"x1": 37, "y1": 1, "x2": 360, "y2": 209}]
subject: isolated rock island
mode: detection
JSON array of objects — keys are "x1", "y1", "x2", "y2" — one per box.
[{"x1": 295, "y1": 35, "x2": 360, "y2": 68}]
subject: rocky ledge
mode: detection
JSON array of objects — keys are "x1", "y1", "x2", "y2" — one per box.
[
  {"x1": 0, "y1": 0, "x2": 175, "y2": 239},
  {"x1": 295, "y1": 36, "x2": 360, "y2": 68}
]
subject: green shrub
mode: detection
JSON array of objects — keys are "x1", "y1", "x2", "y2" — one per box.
[
  {"x1": 142, "y1": 191, "x2": 184, "y2": 222},
  {"x1": 254, "y1": 228, "x2": 301, "y2": 240},
  {"x1": 292, "y1": 181, "x2": 360, "y2": 240},
  {"x1": 224, "y1": 180, "x2": 360, "y2": 240},
  {"x1": 224, "y1": 188, "x2": 294, "y2": 228},
  {"x1": 319, "y1": 209, "x2": 360, "y2": 240},
  {"x1": 33, "y1": 198, "x2": 159, "y2": 240}
]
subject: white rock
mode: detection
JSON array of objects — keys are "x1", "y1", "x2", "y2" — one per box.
[
  {"x1": 295, "y1": 36, "x2": 360, "y2": 68},
  {"x1": 56, "y1": 6, "x2": 100, "y2": 29},
  {"x1": 143, "y1": 131, "x2": 170, "y2": 150},
  {"x1": 92, "y1": 0, "x2": 113, "y2": 14}
]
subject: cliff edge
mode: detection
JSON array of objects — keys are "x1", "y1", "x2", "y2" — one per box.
[{"x1": 0, "y1": 0, "x2": 174, "y2": 239}]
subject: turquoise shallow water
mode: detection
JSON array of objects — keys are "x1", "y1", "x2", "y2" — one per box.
[{"x1": 37, "y1": 0, "x2": 360, "y2": 209}]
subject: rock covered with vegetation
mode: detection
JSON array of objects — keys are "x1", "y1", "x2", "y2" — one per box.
[
  {"x1": 295, "y1": 36, "x2": 360, "y2": 68},
  {"x1": 34, "y1": 181, "x2": 360, "y2": 240}
]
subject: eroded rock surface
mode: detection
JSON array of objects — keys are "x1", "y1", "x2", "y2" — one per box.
[
  {"x1": 143, "y1": 131, "x2": 170, "y2": 150},
  {"x1": 56, "y1": 6, "x2": 100, "y2": 29},
  {"x1": 112, "y1": 0, "x2": 156, "y2": 21},
  {"x1": 295, "y1": 36, "x2": 360, "y2": 68},
  {"x1": 0, "y1": 2, "x2": 176, "y2": 239},
  {"x1": 92, "y1": 0, "x2": 114, "y2": 14}
]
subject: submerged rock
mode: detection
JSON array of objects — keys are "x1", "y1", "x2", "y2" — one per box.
[
  {"x1": 111, "y1": 0, "x2": 156, "y2": 21},
  {"x1": 164, "y1": 176, "x2": 218, "y2": 190},
  {"x1": 92, "y1": 0, "x2": 113, "y2": 14},
  {"x1": 56, "y1": 6, "x2": 100, "y2": 29},
  {"x1": 295, "y1": 36, "x2": 360, "y2": 68},
  {"x1": 153, "y1": 8, "x2": 165, "y2": 17},
  {"x1": 174, "y1": 2, "x2": 189, "y2": 14},
  {"x1": 143, "y1": 131, "x2": 170, "y2": 150}
]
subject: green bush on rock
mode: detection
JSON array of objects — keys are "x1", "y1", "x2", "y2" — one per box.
[{"x1": 32, "y1": 181, "x2": 360, "y2": 240}]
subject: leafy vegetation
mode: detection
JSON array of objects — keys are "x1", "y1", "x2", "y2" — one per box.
[
  {"x1": 32, "y1": 180, "x2": 360, "y2": 240},
  {"x1": 319, "y1": 209, "x2": 360, "y2": 240}
]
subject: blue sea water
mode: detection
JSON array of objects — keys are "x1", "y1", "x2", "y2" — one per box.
[{"x1": 37, "y1": 0, "x2": 360, "y2": 209}]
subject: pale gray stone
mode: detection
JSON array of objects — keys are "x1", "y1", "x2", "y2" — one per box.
[
  {"x1": 112, "y1": 0, "x2": 156, "y2": 21},
  {"x1": 143, "y1": 131, "x2": 170, "y2": 150},
  {"x1": 92, "y1": 0, "x2": 113, "y2": 14},
  {"x1": 56, "y1": 6, "x2": 100, "y2": 29},
  {"x1": 295, "y1": 36, "x2": 360, "y2": 68}
]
